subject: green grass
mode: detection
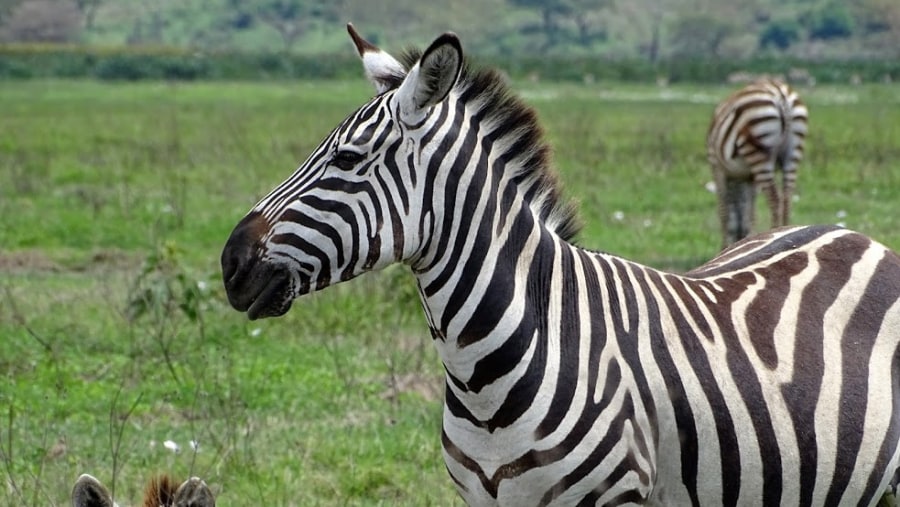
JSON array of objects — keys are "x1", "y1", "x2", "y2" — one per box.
[{"x1": 1, "y1": 78, "x2": 899, "y2": 506}]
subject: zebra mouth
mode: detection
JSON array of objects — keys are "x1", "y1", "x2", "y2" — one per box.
[
  {"x1": 246, "y1": 270, "x2": 294, "y2": 320},
  {"x1": 223, "y1": 260, "x2": 297, "y2": 320}
]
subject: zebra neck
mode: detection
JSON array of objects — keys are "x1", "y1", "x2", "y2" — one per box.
[{"x1": 414, "y1": 203, "x2": 582, "y2": 417}]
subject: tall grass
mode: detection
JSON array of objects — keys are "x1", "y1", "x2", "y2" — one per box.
[{"x1": 1, "y1": 79, "x2": 898, "y2": 505}]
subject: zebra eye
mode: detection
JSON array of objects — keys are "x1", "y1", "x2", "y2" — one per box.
[{"x1": 329, "y1": 150, "x2": 366, "y2": 171}]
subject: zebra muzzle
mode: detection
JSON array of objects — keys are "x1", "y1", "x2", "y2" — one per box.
[
  {"x1": 222, "y1": 256, "x2": 294, "y2": 320},
  {"x1": 222, "y1": 211, "x2": 296, "y2": 320}
]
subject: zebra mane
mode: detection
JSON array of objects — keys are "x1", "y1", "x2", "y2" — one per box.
[
  {"x1": 397, "y1": 49, "x2": 582, "y2": 242},
  {"x1": 142, "y1": 474, "x2": 178, "y2": 507}
]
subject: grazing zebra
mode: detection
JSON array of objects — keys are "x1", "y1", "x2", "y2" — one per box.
[
  {"x1": 221, "y1": 24, "x2": 900, "y2": 506},
  {"x1": 72, "y1": 473, "x2": 215, "y2": 507},
  {"x1": 707, "y1": 78, "x2": 808, "y2": 248}
]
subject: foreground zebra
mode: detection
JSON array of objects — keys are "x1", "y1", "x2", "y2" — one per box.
[
  {"x1": 72, "y1": 473, "x2": 215, "y2": 507},
  {"x1": 707, "y1": 78, "x2": 808, "y2": 248},
  {"x1": 221, "y1": 25, "x2": 900, "y2": 506}
]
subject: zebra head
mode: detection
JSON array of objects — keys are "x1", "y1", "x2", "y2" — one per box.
[
  {"x1": 71, "y1": 473, "x2": 215, "y2": 507},
  {"x1": 222, "y1": 25, "x2": 463, "y2": 319}
]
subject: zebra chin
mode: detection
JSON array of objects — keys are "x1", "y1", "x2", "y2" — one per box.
[{"x1": 225, "y1": 260, "x2": 300, "y2": 320}]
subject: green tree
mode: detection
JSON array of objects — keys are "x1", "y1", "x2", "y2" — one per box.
[
  {"x1": 509, "y1": 0, "x2": 571, "y2": 50},
  {"x1": 669, "y1": 14, "x2": 733, "y2": 57},
  {"x1": 0, "y1": 0, "x2": 24, "y2": 24},
  {"x1": 804, "y1": 2, "x2": 854, "y2": 40},
  {"x1": 760, "y1": 19, "x2": 801, "y2": 50},
  {"x1": 0, "y1": 0, "x2": 82, "y2": 42},
  {"x1": 259, "y1": 0, "x2": 337, "y2": 51},
  {"x1": 567, "y1": 0, "x2": 611, "y2": 47}
]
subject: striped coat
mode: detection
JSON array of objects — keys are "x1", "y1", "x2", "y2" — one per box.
[
  {"x1": 222, "y1": 26, "x2": 900, "y2": 506},
  {"x1": 707, "y1": 79, "x2": 808, "y2": 248}
]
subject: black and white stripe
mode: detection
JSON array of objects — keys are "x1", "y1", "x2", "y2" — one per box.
[
  {"x1": 222, "y1": 26, "x2": 900, "y2": 506},
  {"x1": 707, "y1": 79, "x2": 808, "y2": 248}
]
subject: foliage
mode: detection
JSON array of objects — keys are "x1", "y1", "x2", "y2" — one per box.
[
  {"x1": 2, "y1": 43, "x2": 900, "y2": 84},
  {"x1": 0, "y1": 0, "x2": 81, "y2": 43},
  {"x1": 0, "y1": 0, "x2": 898, "y2": 59},
  {"x1": 668, "y1": 14, "x2": 733, "y2": 58},
  {"x1": 760, "y1": 19, "x2": 803, "y2": 50},
  {"x1": 0, "y1": 44, "x2": 361, "y2": 80},
  {"x1": 803, "y1": 2, "x2": 855, "y2": 40}
]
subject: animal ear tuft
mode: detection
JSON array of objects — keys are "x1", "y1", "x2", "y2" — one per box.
[
  {"x1": 394, "y1": 32, "x2": 463, "y2": 124},
  {"x1": 347, "y1": 23, "x2": 406, "y2": 94}
]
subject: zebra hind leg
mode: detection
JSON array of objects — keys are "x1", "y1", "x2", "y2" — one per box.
[
  {"x1": 757, "y1": 176, "x2": 783, "y2": 229},
  {"x1": 721, "y1": 178, "x2": 755, "y2": 247}
]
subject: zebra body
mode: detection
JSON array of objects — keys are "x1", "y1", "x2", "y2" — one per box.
[
  {"x1": 707, "y1": 79, "x2": 808, "y2": 248},
  {"x1": 221, "y1": 25, "x2": 900, "y2": 506}
]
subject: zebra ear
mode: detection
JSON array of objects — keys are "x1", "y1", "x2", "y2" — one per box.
[
  {"x1": 72, "y1": 474, "x2": 116, "y2": 507},
  {"x1": 174, "y1": 477, "x2": 216, "y2": 507},
  {"x1": 394, "y1": 32, "x2": 462, "y2": 125},
  {"x1": 347, "y1": 23, "x2": 406, "y2": 94}
]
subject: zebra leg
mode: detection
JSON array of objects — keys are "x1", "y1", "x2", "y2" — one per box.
[
  {"x1": 780, "y1": 161, "x2": 799, "y2": 227},
  {"x1": 757, "y1": 167, "x2": 783, "y2": 229},
  {"x1": 721, "y1": 177, "x2": 754, "y2": 246},
  {"x1": 714, "y1": 172, "x2": 731, "y2": 249}
]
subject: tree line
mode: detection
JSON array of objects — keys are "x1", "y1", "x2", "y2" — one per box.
[{"x1": 1, "y1": 0, "x2": 898, "y2": 60}]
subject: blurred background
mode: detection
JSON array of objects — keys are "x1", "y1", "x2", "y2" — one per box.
[{"x1": 1, "y1": 0, "x2": 899, "y2": 82}]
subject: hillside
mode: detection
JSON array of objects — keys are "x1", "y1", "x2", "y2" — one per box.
[{"x1": 1, "y1": 0, "x2": 899, "y2": 60}]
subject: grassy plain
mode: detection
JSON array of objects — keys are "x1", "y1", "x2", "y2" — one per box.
[{"x1": 1, "y1": 78, "x2": 899, "y2": 506}]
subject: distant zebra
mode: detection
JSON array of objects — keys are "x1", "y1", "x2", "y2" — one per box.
[
  {"x1": 707, "y1": 78, "x2": 808, "y2": 248},
  {"x1": 221, "y1": 25, "x2": 900, "y2": 506},
  {"x1": 72, "y1": 473, "x2": 215, "y2": 507}
]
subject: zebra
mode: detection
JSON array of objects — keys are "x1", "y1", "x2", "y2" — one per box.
[
  {"x1": 221, "y1": 24, "x2": 900, "y2": 506},
  {"x1": 707, "y1": 78, "x2": 808, "y2": 248},
  {"x1": 72, "y1": 473, "x2": 215, "y2": 507}
]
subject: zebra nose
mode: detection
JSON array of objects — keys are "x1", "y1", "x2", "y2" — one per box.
[{"x1": 221, "y1": 211, "x2": 270, "y2": 304}]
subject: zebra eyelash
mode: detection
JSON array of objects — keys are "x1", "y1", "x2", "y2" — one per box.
[{"x1": 329, "y1": 149, "x2": 366, "y2": 171}]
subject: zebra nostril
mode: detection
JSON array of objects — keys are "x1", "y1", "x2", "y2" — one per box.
[
  {"x1": 221, "y1": 250, "x2": 243, "y2": 287},
  {"x1": 221, "y1": 211, "x2": 270, "y2": 293}
]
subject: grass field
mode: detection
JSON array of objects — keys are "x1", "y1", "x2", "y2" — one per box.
[{"x1": 2, "y1": 77, "x2": 899, "y2": 506}]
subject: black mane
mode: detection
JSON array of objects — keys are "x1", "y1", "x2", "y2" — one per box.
[{"x1": 396, "y1": 49, "x2": 582, "y2": 242}]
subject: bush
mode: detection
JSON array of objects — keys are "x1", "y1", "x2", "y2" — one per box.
[
  {"x1": 760, "y1": 20, "x2": 802, "y2": 50},
  {"x1": 804, "y1": 3, "x2": 854, "y2": 41}
]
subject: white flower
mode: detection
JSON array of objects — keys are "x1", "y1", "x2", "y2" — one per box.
[
  {"x1": 792, "y1": 194, "x2": 800, "y2": 203},
  {"x1": 612, "y1": 211, "x2": 625, "y2": 221},
  {"x1": 196, "y1": 280, "x2": 208, "y2": 291},
  {"x1": 250, "y1": 328, "x2": 262, "y2": 338},
  {"x1": 836, "y1": 210, "x2": 847, "y2": 219},
  {"x1": 164, "y1": 440, "x2": 180, "y2": 453},
  {"x1": 704, "y1": 181, "x2": 717, "y2": 193}
]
